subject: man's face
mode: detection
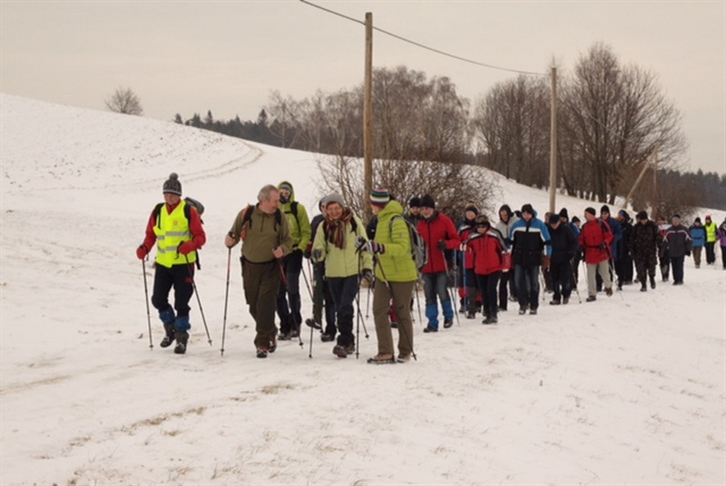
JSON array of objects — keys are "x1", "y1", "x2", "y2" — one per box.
[
  {"x1": 421, "y1": 207, "x2": 434, "y2": 218},
  {"x1": 410, "y1": 206, "x2": 420, "y2": 216},
  {"x1": 584, "y1": 212, "x2": 596, "y2": 222},
  {"x1": 551, "y1": 220, "x2": 561, "y2": 230},
  {"x1": 163, "y1": 193, "x2": 181, "y2": 205},
  {"x1": 522, "y1": 211, "x2": 533, "y2": 221},
  {"x1": 260, "y1": 190, "x2": 280, "y2": 214},
  {"x1": 279, "y1": 188, "x2": 291, "y2": 203}
]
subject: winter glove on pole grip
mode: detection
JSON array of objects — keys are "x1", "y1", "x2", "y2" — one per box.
[
  {"x1": 437, "y1": 240, "x2": 447, "y2": 251},
  {"x1": 178, "y1": 241, "x2": 196, "y2": 255},
  {"x1": 136, "y1": 245, "x2": 149, "y2": 260}
]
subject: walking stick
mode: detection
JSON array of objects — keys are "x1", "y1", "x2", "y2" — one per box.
[
  {"x1": 441, "y1": 250, "x2": 461, "y2": 326},
  {"x1": 221, "y1": 247, "x2": 231, "y2": 356},
  {"x1": 141, "y1": 259, "x2": 153, "y2": 349},
  {"x1": 184, "y1": 255, "x2": 212, "y2": 346},
  {"x1": 570, "y1": 260, "x2": 582, "y2": 304}
]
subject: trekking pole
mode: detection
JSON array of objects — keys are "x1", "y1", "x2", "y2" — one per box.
[
  {"x1": 141, "y1": 259, "x2": 153, "y2": 349},
  {"x1": 300, "y1": 261, "x2": 314, "y2": 300},
  {"x1": 308, "y1": 319, "x2": 314, "y2": 358},
  {"x1": 609, "y1": 257, "x2": 624, "y2": 301},
  {"x1": 441, "y1": 250, "x2": 461, "y2": 326},
  {"x1": 184, "y1": 255, "x2": 212, "y2": 346},
  {"x1": 376, "y1": 256, "x2": 416, "y2": 361},
  {"x1": 461, "y1": 248, "x2": 467, "y2": 314},
  {"x1": 220, "y1": 247, "x2": 232, "y2": 356},
  {"x1": 414, "y1": 280, "x2": 423, "y2": 327},
  {"x1": 570, "y1": 262, "x2": 582, "y2": 304},
  {"x1": 365, "y1": 285, "x2": 371, "y2": 319}
]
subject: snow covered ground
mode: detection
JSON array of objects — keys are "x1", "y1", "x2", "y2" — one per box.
[{"x1": 1, "y1": 93, "x2": 725, "y2": 485}]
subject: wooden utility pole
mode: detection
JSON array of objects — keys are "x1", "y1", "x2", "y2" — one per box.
[
  {"x1": 363, "y1": 12, "x2": 373, "y2": 222},
  {"x1": 548, "y1": 66, "x2": 558, "y2": 214},
  {"x1": 624, "y1": 151, "x2": 656, "y2": 208}
]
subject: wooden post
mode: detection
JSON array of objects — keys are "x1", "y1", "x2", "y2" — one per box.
[
  {"x1": 624, "y1": 151, "x2": 655, "y2": 209},
  {"x1": 548, "y1": 66, "x2": 557, "y2": 214},
  {"x1": 363, "y1": 12, "x2": 373, "y2": 222}
]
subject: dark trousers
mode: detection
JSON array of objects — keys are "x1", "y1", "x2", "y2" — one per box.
[
  {"x1": 312, "y1": 262, "x2": 336, "y2": 335},
  {"x1": 550, "y1": 259, "x2": 572, "y2": 301},
  {"x1": 670, "y1": 256, "x2": 685, "y2": 283},
  {"x1": 706, "y1": 242, "x2": 716, "y2": 264},
  {"x1": 151, "y1": 263, "x2": 194, "y2": 322},
  {"x1": 615, "y1": 254, "x2": 634, "y2": 284},
  {"x1": 514, "y1": 264, "x2": 540, "y2": 310},
  {"x1": 721, "y1": 246, "x2": 726, "y2": 268},
  {"x1": 327, "y1": 275, "x2": 360, "y2": 347},
  {"x1": 242, "y1": 258, "x2": 282, "y2": 348},
  {"x1": 276, "y1": 250, "x2": 303, "y2": 333},
  {"x1": 498, "y1": 270, "x2": 516, "y2": 309},
  {"x1": 634, "y1": 253, "x2": 657, "y2": 283},
  {"x1": 476, "y1": 272, "x2": 501, "y2": 318}
]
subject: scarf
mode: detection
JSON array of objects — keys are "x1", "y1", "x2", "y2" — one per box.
[{"x1": 325, "y1": 207, "x2": 354, "y2": 250}]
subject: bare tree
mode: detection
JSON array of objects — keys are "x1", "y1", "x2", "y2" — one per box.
[{"x1": 104, "y1": 87, "x2": 143, "y2": 116}]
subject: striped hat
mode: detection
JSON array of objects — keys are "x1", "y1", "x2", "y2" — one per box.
[{"x1": 370, "y1": 188, "x2": 390, "y2": 207}]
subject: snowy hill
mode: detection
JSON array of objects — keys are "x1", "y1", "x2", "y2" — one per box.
[{"x1": 1, "y1": 93, "x2": 725, "y2": 485}]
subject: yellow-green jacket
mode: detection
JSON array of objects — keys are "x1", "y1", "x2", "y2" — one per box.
[
  {"x1": 278, "y1": 181, "x2": 312, "y2": 252},
  {"x1": 312, "y1": 214, "x2": 372, "y2": 278},
  {"x1": 374, "y1": 200, "x2": 418, "y2": 283}
]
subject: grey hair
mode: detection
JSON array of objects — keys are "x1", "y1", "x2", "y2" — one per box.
[{"x1": 257, "y1": 184, "x2": 279, "y2": 202}]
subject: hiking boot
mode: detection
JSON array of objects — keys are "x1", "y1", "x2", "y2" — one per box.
[
  {"x1": 640, "y1": 284, "x2": 647, "y2": 292},
  {"x1": 173, "y1": 331, "x2": 188, "y2": 355},
  {"x1": 160, "y1": 323, "x2": 175, "y2": 348},
  {"x1": 518, "y1": 306, "x2": 527, "y2": 315},
  {"x1": 443, "y1": 319, "x2": 454, "y2": 329},
  {"x1": 320, "y1": 333, "x2": 335, "y2": 342},
  {"x1": 290, "y1": 328, "x2": 300, "y2": 338},
  {"x1": 256, "y1": 347, "x2": 268, "y2": 359},
  {"x1": 650, "y1": 276, "x2": 656, "y2": 289},
  {"x1": 562, "y1": 296, "x2": 570, "y2": 305},
  {"x1": 278, "y1": 332, "x2": 292, "y2": 341},
  {"x1": 529, "y1": 309, "x2": 537, "y2": 315},
  {"x1": 483, "y1": 316, "x2": 498, "y2": 324},
  {"x1": 423, "y1": 326, "x2": 438, "y2": 333},
  {"x1": 305, "y1": 318, "x2": 322, "y2": 330},
  {"x1": 396, "y1": 353, "x2": 412, "y2": 363},
  {"x1": 367, "y1": 354, "x2": 395, "y2": 364},
  {"x1": 391, "y1": 321, "x2": 398, "y2": 329},
  {"x1": 345, "y1": 344, "x2": 356, "y2": 355},
  {"x1": 466, "y1": 311, "x2": 476, "y2": 319},
  {"x1": 586, "y1": 295, "x2": 596, "y2": 302},
  {"x1": 498, "y1": 305, "x2": 507, "y2": 312},
  {"x1": 605, "y1": 287, "x2": 613, "y2": 297},
  {"x1": 332, "y1": 344, "x2": 348, "y2": 358},
  {"x1": 269, "y1": 336, "x2": 277, "y2": 353},
  {"x1": 550, "y1": 299, "x2": 561, "y2": 305},
  {"x1": 509, "y1": 295, "x2": 518, "y2": 302}
]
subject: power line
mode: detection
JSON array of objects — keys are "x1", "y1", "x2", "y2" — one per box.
[{"x1": 300, "y1": 0, "x2": 545, "y2": 77}]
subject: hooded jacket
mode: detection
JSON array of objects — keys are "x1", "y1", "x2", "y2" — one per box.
[
  {"x1": 509, "y1": 209, "x2": 552, "y2": 266},
  {"x1": 417, "y1": 210, "x2": 460, "y2": 274},
  {"x1": 468, "y1": 227, "x2": 506, "y2": 275},
  {"x1": 373, "y1": 200, "x2": 418, "y2": 283},
  {"x1": 495, "y1": 204, "x2": 519, "y2": 248},
  {"x1": 277, "y1": 181, "x2": 312, "y2": 252}
]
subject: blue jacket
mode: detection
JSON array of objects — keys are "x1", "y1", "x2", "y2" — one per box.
[
  {"x1": 509, "y1": 212, "x2": 552, "y2": 266},
  {"x1": 689, "y1": 224, "x2": 706, "y2": 248}
]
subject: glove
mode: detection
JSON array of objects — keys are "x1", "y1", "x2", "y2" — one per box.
[
  {"x1": 354, "y1": 235, "x2": 368, "y2": 252},
  {"x1": 136, "y1": 245, "x2": 148, "y2": 260},
  {"x1": 437, "y1": 241, "x2": 447, "y2": 251},
  {"x1": 311, "y1": 249, "x2": 323, "y2": 261},
  {"x1": 178, "y1": 241, "x2": 196, "y2": 255},
  {"x1": 304, "y1": 243, "x2": 312, "y2": 259},
  {"x1": 598, "y1": 242, "x2": 607, "y2": 250},
  {"x1": 369, "y1": 241, "x2": 385, "y2": 254},
  {"x1": 361, "y1": 269, "x2": 374, "y2": 286}
]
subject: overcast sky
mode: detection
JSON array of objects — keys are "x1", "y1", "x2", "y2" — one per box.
[{"x1": 1, "y1": 1, "x2": 724, "y2": 174}]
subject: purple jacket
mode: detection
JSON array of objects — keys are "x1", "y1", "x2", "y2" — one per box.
[{"x1": 718, "y1": 222, "x2": 726, "y2": 246}]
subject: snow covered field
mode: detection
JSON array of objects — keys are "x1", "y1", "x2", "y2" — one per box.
[{"x1": 1, "y1": 93, "x2": 725, "y2": 485}]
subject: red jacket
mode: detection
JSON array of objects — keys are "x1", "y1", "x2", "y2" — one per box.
[
  {"x1": 417, "y1": 211, "x2": 459, "y2": 274},
  {"x1": 458, "y1": 221, "x2": 477, "y2": 269},
  {"x1": 578, "y1": 219, "x2": 613, "y2": 264},
  {"x1": 468, "y1": 228, "x2": 505, "y2": 275}
]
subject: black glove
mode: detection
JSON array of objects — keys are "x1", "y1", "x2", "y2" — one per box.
[
  {"x1": 355, "y1": 235, "x2": 368, "y2": 252},
  {"x1": 599, "y1": 242, "x2": 607, "y2": 250},
  {"x1": 304, "y1": 250, "x2": 311, "y2": 259},
  {"x1": 369, "y1": 241, "x2": 385, "y2": 254},
  {"x1": 361, "y1": 269, "x2": 374, "y2": 286},
  {"x1": 437, "y1": 241, "x2": 447, "y2": 251},
  {"x1": 311, "y1": 249, "x2": 323, "y2": 260}
]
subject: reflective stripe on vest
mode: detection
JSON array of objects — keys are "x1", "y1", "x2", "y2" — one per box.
[{"x1": 153, "y1": 200, "x2": 196, "y2": 268}]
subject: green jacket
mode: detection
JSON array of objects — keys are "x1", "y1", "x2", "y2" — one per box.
[
  {"x1": 312, "y1": 213, "x2": 372, "y2": 278},
  {"x1": 374, "y1": 200, "x2": 418, "y2": 283},
  {"x1": 278, "y1": 181, "x2": 312, "y2": 251},
  {"x1": 228, "y1": 204, "x2": 292, "y2": 263}
]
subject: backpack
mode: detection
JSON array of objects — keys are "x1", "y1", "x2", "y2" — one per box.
[
  {"x1": 153, "y1": 197, "x2": 205, "y2": 269},
  {"x1": 240, "y1": 204, "x2": 284, "y2": 241},
  {"x1": 390, "y1": 215, "x2": 428, "y2": 271}
]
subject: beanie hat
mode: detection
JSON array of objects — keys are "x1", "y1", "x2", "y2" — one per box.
[
  {"x1": 558, "y1": 208, "x2": 569, "y2": 219},
  {"x1": 465, "y1": 203, "x2": 479, "y2": 216},
  {"x1": 571, "y1": 216, "x2": 581, "y2": 224},
  {"x1": 521, "y1": 204, "x2": 534, "y2": 215},
  {"x1": 475, "y1": 214, "x2": 489, "y2": 225},
  {"x1": 325, "y1": 192, "x2": 344, "y2": 208},
  {"x1": 585, "y1": 207, "x2": 597, "y2": 216},
  {"x1": 163, "y1": 172, "x2": 182, "y2": 196},
  {"x1": 421, "y1": 194, "x2": 436, "y2": 209},
  {"x1": 636, "y1": 210, "x2": 648, "y2": 221},
  {"x1": 318, "y1": 196, "x2": 328, "y2": 210},
  {"x1": 705, "y1": 215, "x2": 712, "y2": 220},
  {"x1": 370, "y1": 188, "x2": 390, "y2": 207},
  {"x1": 672, "y1": 214, "x2": 681, "y2": 221},
  {"x1": 601, "y1": 205, "x2": 610, "y2": 214},
  {"x1": 549, "y1": 214, "x2": 560, "y2": 225},
  {"x1": 409, "y1": 196, "x2": 421, "y2": 208},
  {"x1": 694, "y1": 217, "x2": 702, "y2": 224},
  {"x1": 618, "y1": 209, "x2": 630, "y2": 220}
]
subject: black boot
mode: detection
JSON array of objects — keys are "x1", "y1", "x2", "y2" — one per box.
[
  {"x1": 649, "y1": 275, "x2": 656, "y2": 289},
  {"x1": 160, "y1": 323, "x2": 175, "y2": 348},
  {"x1": 174, "y1": 331, "x2": 189, "y2": 354}
]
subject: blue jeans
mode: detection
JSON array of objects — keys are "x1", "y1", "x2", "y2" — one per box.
[
  {"x1": 514, "y1": 264, "x2": 541, "y2": 310},
  {"x1": 422, "y1": 271, "x2": 453, "y2": 329}
]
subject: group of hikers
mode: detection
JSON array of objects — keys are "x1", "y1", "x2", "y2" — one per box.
[{"x1": 136, "y1": 173, "x2": 726, "y2": 362}]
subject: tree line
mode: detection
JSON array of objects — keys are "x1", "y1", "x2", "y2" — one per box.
[{"x1": 110, "y1": 42, "x2": 724, "y2": 214}]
